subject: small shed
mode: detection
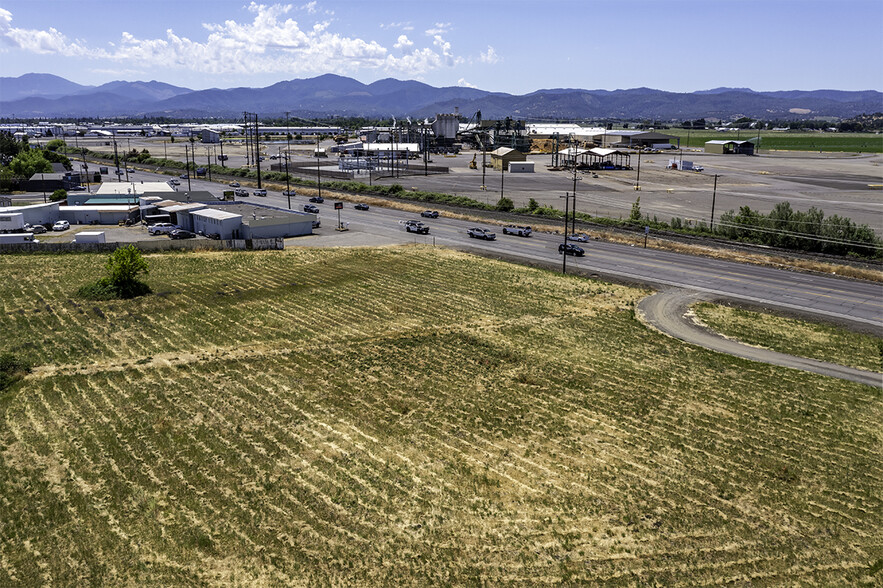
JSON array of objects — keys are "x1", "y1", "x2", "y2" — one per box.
[
  {"x1": 705, "y1": 139, "x2": 755, "y2": 155},
  {"x1": 490, "y1": 147, "x2": 527, "y2": 171}
]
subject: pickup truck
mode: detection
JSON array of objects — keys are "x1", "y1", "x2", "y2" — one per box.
[
  {"x1": 403, "y1": 220, "x2": 430, "y2": 234},
  {"x1": 467, "y1": 227, "x2": 496, "y2": 240},
  {"x1": 502, "y1": 224, "x2": 532, "y2": 237}
]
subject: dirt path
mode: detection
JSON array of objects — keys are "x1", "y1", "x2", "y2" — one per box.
[{"x1": 636, "y1": 289, "x2": 883, "y2": 389}]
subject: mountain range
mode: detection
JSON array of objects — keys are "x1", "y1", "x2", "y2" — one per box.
[{"x1": 1, "y1": 73, "x2": 880, "y2": 121}]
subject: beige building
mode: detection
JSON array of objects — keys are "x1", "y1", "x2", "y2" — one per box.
[{"x1": 490, "y1": 147, "x2": 527, "y2": 171}]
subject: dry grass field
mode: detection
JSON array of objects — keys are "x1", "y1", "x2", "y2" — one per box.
[
  {"x1": 692, "y1": 302, "x2": 883, "y2": 373},
  {"x1": 0, "y1": 247, "x2": 881, "y2": 586}
]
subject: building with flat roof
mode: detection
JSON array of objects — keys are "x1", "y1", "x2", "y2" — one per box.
[{"x1": 704, "y1": 139, "x2": 756, "y2": 155}]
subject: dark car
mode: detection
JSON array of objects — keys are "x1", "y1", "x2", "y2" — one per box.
[
  {"x1": 304, "y1": 204, "x2": 320, "y2": 214},
  {"x1": 403, "y1": 220, "x2": 430, "y2": 234},
  {"x1": 309, "y1": 196, "x2": 324, "y2": 203},
  {"x1": 421, "y1": 210, "x2": 439, "y2": 218},
  {"x1": 169, "y1": 229, "x2": 195, "y2": 240},
  {"x1": 559, "y1": 243, "x2": 585, "y2": 256},
  {"x1": 179, "y1": 173, "x2": 189, "y2": 179},
  {"x1": 354, "y1": 203, "x2": 369, "y2": 211},
  {"x1": 466, "y1": 227, "x2": 496, "y2": 240}
]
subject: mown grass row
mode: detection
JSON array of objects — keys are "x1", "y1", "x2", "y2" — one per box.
[{"x1": 1, "y1": 247, "x2": 880, "y2": 585}]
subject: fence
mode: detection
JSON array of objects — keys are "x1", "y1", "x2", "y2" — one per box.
[{"x1": 0, "y1": 237, "x2": 284, "y2": 254}]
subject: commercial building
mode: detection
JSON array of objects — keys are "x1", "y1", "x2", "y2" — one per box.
[
  {"x1": 594, "y1": 130, "x2": 677, "y2": 149},
  {"x1": 704, "y1": 139, "x2": 756, "y2": 155}
]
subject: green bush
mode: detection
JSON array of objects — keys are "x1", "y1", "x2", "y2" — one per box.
[
  {"x1": 50, "y1": 189, "x2": 67, "y2": 202},
  {"x1": 0, "y1": 353, "x2": 31, "y2": 393},
  {"x1": 77, "y1": 245, "x2": 151, "y2": 300},
  {"x1": 496, "y1": 197, "x2": 515, "y2": 212}
]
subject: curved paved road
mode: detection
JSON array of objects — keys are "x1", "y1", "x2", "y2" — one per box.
[{"x1": 636, "y1": 289, "x2": 882, "y2": 388}]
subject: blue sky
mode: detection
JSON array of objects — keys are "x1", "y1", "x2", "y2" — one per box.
[{"x1": 1, "y1": 0, "x2": 881, "y2": 93}]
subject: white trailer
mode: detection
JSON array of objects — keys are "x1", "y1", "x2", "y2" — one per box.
[
  {"x1": 0, "y1": 213, "x2": 25, "y2": 233},
  {"x1": 74, "y1": 231, "x2": 106, "y2": 244},
  {"x1": 0, "y1": 233, "x2": 38, "y2": 244}
]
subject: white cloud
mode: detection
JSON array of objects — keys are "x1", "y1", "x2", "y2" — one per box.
[
  {"x1": 380, "y1": 21, "x2": 413, "y2": 31},
  {"x1": 0, "y1": 7, "x2": 102, "y2": 57},
  {"x1": 480, "y1": 45, "x2": 499, "y2": 65},
  {"x1": 301, "y1": 1, "x2": 317, "y2": 14},
  {"x1": 394, "y1": 34, "x2": 413, "y2": 52},
  {"x1": 425, "y1": 22, "x2": 451, "y2": 36},
  {"x1": 457, "y1": 78, "x2": 476, "y2": 89},
  {"x1": 0, "y1": 4, "x2": 467, "y2": 79}
]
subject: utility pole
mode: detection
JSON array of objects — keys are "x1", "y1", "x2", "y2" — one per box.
[
  {"x1": 635, "y1": 150, "x2": 642, "y2": 190},
  {"x1": 113, "y1": 140, "x2": 121, "y2": 182},
  {"x1": 316, "y1": 134, "x2": 322, "y2": 199},
  {"x1": 244, "y1": 111, "x2": 251, "y2": 166},
  {"x1": 571, "y1": 150, "x2": 579, "y2": 238},
  {"x1": 255, "y1": 114, "x2": 262, "y2": 189},
  {"x1": 710, "y1": 174, "x2": 719, "y2": 231},
  {"x1": 500, "y1": 158, "x2": 504, "y2": 201},
  {"x1": 285, "y1": 111, "x2": 291, "y2": 209},
  {"x1": 206, "y1": 146, "x2": 212, "y2": 182},
  {"x1": 482, "y1": 134, "x2": 486, "y2": 187},
  {"x1": 562, "y1": 191, "x2": 570, "y2": 274},
  {"x1": 185, "y1": 143, "x2": 192, "y2": 191},
  {"x1": 219, "y1": 138, "x2": 225, "y2": 168}
]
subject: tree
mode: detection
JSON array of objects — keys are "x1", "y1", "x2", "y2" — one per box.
[
  {"x1": 496, "y1": 197, "x2": 514, "y2": 212},
  {"x1": 629, "y1": 196, "x2": 642, "y2": 223},
  {"x1": 50, "y1": 189, "x2": 67, "y2": 202},
  {"x1": 77, "y1": 244, "x2": 151, "y2": 299},
  {"x1": 9, "y1": 149, "x2": 52, "y2": 178},
  {"x1": 106, "y1": 245, "x2": 149, "y2": 288},
  {"x1": 45, "y1": 139, "x2": 65, "y2": 152}
]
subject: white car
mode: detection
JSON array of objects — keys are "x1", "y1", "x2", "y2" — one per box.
[
  {"x1": 147, "y1": 222, "x2": 180, "y2": 235},
  {"x1": 52, "y1": 220, "x2": 70, "y2": 231},
  {"x1": 253, "y1": 189, "x2": 267, "y2": 197}
]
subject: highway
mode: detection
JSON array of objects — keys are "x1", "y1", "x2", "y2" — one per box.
[
  {"x1": 326, "y1": 204, "x2": 883, "y2": 332},
  {"x1": 115, "y1": 167, "x2": 883, "y2": 333}
]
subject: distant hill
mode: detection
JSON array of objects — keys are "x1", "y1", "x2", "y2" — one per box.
[
  {"x1": 1, "y1": 73, "x2": 880, "y2": 121},
  {"x1": 0, "y1": 73, "x2": 91, "y2": 101}
]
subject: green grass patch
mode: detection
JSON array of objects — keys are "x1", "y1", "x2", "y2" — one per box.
[
  {"x1": 663, "y1": 129, "x2": 883, "y2": 153},
  {"x1": 693, "y1": 302, "x2": 883, "y2": 372}
]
